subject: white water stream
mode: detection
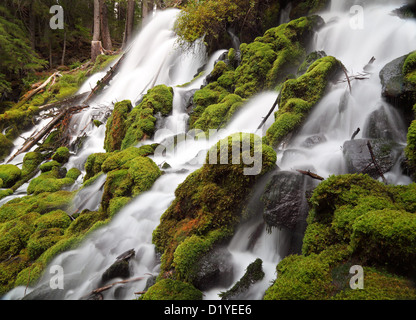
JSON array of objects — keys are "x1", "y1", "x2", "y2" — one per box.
[{"x1": 3, "y1": 1, "x2": 416, "y2": 300}]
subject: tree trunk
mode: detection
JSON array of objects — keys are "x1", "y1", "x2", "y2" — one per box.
[
  {"x1": 93, "y1": 0, "x2": 101, "y2": 41},
  {"x1": 91, "y1": 41, "x2": 102, "y2": 63},
  {"x1": 122, "y1": 0, "x2": 135, "y2": 49},
  {"x1": 100, "y1": 0, "x2": 112, "y2": 51},
  {"x1": 92, "y1": 0, "x2": 101, "y2": 61},
  {"x1": 61, "y1": 30, "x2": 67, "y2": 66},
  {"x1": 142, "y1": 0, "x2": 153, "y2": 21}
]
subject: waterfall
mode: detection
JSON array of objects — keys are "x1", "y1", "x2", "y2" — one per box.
[{"x1": 3, "y1": 1, "x2": 416, "y2": 300}]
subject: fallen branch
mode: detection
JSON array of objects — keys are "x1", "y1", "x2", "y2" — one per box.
[
  {"x1": 366, "y1": 141, "x2": 388, "y2": 184},
  {"x1": 38, "y1": 92, "x2": 89, "y2": 112},
  {"x1": 257, "y1": 94, "x2": 280, "y2": 130},
  {"x1": 7, "y1": 105, "x2": 88, "y2": 163},
  {"x1": 84, "y1": 52, "x2": 127, "y2": 104},
  {"x1": 296, "y1": 169, "x2": 325, "y2": 181},
  {"x1": 18, "y1": 72, "x2": 60, "y2": 107},
  {"x1": 81, "y1": 276, "x2": 145, "y2": 299}
]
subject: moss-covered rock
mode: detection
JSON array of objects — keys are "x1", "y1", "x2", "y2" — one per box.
[
  {"x1": 0, "y1": 164, "x2": 22, "y2": 188},
  {"x1": 121, "y1": 85, "x2": 173, "y2": 150},
  {"x1": 265, "y1": 174, "x2": 416, "y2": 300},
  {"x1": 153, "y1": 133, "x2": 276, "y2": 284},
  {"x1": 0, "y1": 133, "x2": 14, "y2": 161},
  {"x1": 51, "y1": 147, "x2": 70, "y2": 164},
  {"x1": 234, "y1": 15, "x2": 325, "y2": 98},
  {"x1": 140, "y1": 279, "x2": 203, "y2": 300},
  {"x1": 265, "y1": 56, "x2": 342, "y2": 148},
  {"x1": 21, "y1": 152, "x2": 44, "y2": 177},
  {"x1": 39, "y1": 160, "x2": 61, "y2": 173},
  {"x1": 405, "y1": 117, "x2": 416, "y2": 173},
  {"x1": 192, "y1": 94, "x2": 244, "y2": 132},
  {"x1": 104, "y1": 100, "x2": 132, "y2": 152},
  {"x1": 101, "y1": 157, "x2": 160, "y2": 211},
  {"x1": 27, "y1": 166, "x2": 79, "y2": 195}
]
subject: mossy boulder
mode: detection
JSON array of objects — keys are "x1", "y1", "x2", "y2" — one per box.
[
  {"x1": 0, "y1": 164, "x2": 22, "y2": 188},
  {"x1": 265, "y1": 174, "x2": 416, "y2": 300},
  {"x1": 405, "y1": 117, "x2": 416, "y2": 173},
  {"x1": 0, "y1": 133, "x2": 14, "y2": 161},
  {"x1": 101, "y1": 154, "x2": 161, "y2": 212},
  {"x1": 51, "y1": 147, "x2": 70, "y2": 164},
  {"x1": 104, "y1": 100, "x2": 132, "y2": 152},
  {"x1": 380, "y1": 51, "x2": 416, "y2": 122},
  {"x1": 153, "y1": 133, "x2": 276, "y2": 286},
  {"x1": 264, "y1": 245, "x2": 416, "y2": 300},
  {"x1": 21, "y1": 152, "x2": 44, "y2": 177},
  {"x1": 234, "y1": 15, "x2": 325, "y2": 98},
  {"x1": 192, "y1": 94, "x2": 244, "y2": 132},
  {"x1": 27, "y1": 167, "x2": 80, "y2": 195},
  {"x1": 140, "y1": 279, "x2": 203, "y2": 300},
  {"x1": 121, "y1": 85, "x2": 173, "y2": 150},
  {"x1": 265, "y1": 56, "x2": 343, "y2": 148}
]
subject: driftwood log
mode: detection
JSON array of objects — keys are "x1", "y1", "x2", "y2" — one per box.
[
  {"x1": 7, "y1": 105, "x2": 88, "y2": 163},
  {"x1": 84, "y1": 52, "x2": 127, "y2": 104}
]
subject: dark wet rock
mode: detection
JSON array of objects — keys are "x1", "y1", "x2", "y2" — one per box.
[
  {"x1": 364, "y1": 106, "x2": 407, "y2": 141},
  {"x1": 192, "y1": 246, "x2": 234, "y2": 291},
  {"x1": 101, "y1": 249, "x2": 135, "y2": 283},
  {"x1": 343, "y1": 138, "x2": 403, "y2": 178},
  {"x1": 261, "y1": 170, "x2": 318, "y2": 254},
  {"x1": 380, "y1": 54, "x2": 416, "y2": 121},
  {"x1": 101, "y1": 260, "x2": 130, "y2": 283},
  {"x1": 301, "y1": 134, "x2": 327, "y2": 148}
]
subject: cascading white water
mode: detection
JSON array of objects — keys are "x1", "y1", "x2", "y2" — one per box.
[{"x1": 3, "y1": 1, "x2": 416, "y2": 301}]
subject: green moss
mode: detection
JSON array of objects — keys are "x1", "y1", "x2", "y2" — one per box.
[
  {"x1": 190, "y1": 82, "x2": 230, "y2": 128},
  {"x1": 219, "y1": 258, "x2": 265, "y2": 300},
  {"x1": 192, "y1": 94, "x2": 244, "y2": 132},
  {"x1": 0, "y1": 133, "x2": 14, "y2": 161},
  {"x1": 101, "y1": 155, "x2": 161, "y2": 212},
  {"x1": 84, "y1": 153, "x2": 111, "y2": 181},
  {"x1": 331, "y1": 267, "x2": 416, "y2": 300},
  {"x1": 27, "y1": 228, "x2": 65, "y2": 260},
  {"x1": 153, "y1": 133, "x2": 276, "y2": 280},
  {"x1": 234, "y1": 16, "x2": 324, "y2": 98},
  {"x1": 52, "y1": 147, "x2": 70, "y2": 164},
  {"x1": 140, "y1": 279, "x2": 203, "y2": 300},
  {"x1": 104, "y1": 100, "x2": 132, "y2": 152},
  {"x1": 34, "y1": 210, "x2": 71, "y2": 231},
  {"x1": 39, "y1": 160, "x2": 61, "y2": 173},
  {"x1": 21, "y1": 152, "x2": 43, "y2": 177},
  {"x1": 269, "y1": 174, "x2": 416, "y2": 300},
  {"x1": 351, "y1": 209, "x2": 416, "y2": 271},
  {"x1": 405, "y1": 119, "x2": 416, "y2": 171},
  {"x1": 265, "y1": 56, "x2": 342, "y2": 148},
  {"x1": 264, "y1": 246, "x2": 349, "y2": 300},
  {"x1": 0, "y1": 189, "x2": 13, "y2": 200},
  {"x1": 0, "y1": 191, "x2": 74, "y2": 223},
  {"x1": 0, "y1": 164, "x2": 22, "y2": 188},
  {"x1": 121, "y1": 85, "x2": 173, "y2": 150},
  {"x1": 27, "y1": 167, "x2": 77, "y2": 195},
  {"x1": 108, "y1": 197, "x2": 131, "y2": 218},
  {"x1": 66, "y1": 168, "x2": 81, "y2": 181}
]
